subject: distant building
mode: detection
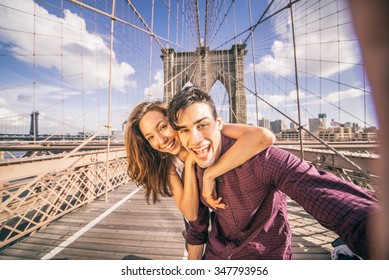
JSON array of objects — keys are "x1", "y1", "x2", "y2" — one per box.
[
  {"x1": 343, "y1": 122, "x2": 352, "y2": 128},
  {"x1": 357, "y1": 126, "x2": 378, "y2": 141},
  {"x1": 364, "y1": 126, "x2": 378, "y2": 133},
  {"x1": 77, "y1": 131, "x2": 93, "y2": 139},
  {"x1": 258, "y1": 117, "x2": 270, "y2": 130},
  {"x1": 270, "y1": 119, "x2": 285, "y2": 134},
  {"x1": 278, "y1": 129, "x2": 312, "y2": 141},
  {"x1": 260, "y1": 114, "x2": 377, "y2": 142},
  {"x1": 317, "y1": 127, "x2": 354, "y2": 141},
  {"x1": 309, "y1": 118, "x2": 321, "y2": 133},
  {"x1": 111, "y1": 130, "x2": 125, "y2": 141},
  {"x1": 356, "y1": 132, "x2": 377, "y2": 141},
  {"x1": 309, "y1": 113, "x2": 327, "y2": 133},
  {"x1": 330, "y1": 120, "x2": 359, "y2": 132},
  {"x1": 122, "y1": 120, "x2": 128, "y2": 132},
  {"x1": 318, "y1": 113, "x2": 327, "y2": 125},
  {"x1": 316, "y1": 126, "x2": 379, "y2": 141},
  {"x1": 280, "y1": 130, "x2": 299, "y2": 141}
]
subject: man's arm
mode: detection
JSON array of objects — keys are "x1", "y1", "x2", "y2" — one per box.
[
  {"x1": 258, "y1": 146, "x2": 379, "y2": 259},
  {"x1": 187, "y1": 244, "x2": 204, "y2": 260},
  {"x1": 185, "y1": 197, "x2": 210, "y2": 260}
]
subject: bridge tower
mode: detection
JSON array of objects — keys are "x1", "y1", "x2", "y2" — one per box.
[
  {"x1": 29, "y1": 111, "x2": 39, "y2": 136},
  {"x1": 161, "y1": 44, "x2": 248, "y2": 123}
]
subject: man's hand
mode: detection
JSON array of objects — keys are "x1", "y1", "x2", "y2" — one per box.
[{"x1": 202, "y1": 174, "x2": 226, "y2": 210}]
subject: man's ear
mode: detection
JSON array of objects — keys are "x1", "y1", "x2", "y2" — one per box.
[{"x1": 216, "y1": 115, "x2": 223, "y2": 131}]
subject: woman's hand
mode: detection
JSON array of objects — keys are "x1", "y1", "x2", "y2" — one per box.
[
  {"x1": 202, "y1": 170, "x2": 226, "y2": 210},
  {"x1": 184, "y1": 153, "x2": 197, "y2": 166}
]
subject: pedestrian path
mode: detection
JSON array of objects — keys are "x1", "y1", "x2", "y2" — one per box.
[{"x1": 0, "y1": 182, "x2": 336, "y2": 260}]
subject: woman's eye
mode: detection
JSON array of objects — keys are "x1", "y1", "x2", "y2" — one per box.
[
  {"x1": 161, "y1": 124, "x2": 167, "y2": 130},
  {"x1": 180, "y1": 129, "x2": 188, "y2": 134},
  {"x1": 147, "y1": 136, "x2": 154, "y2": 142}
]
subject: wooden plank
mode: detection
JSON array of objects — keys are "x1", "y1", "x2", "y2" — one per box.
[{"x1": 0, "y1": 182, "x2": 338, "y2": 260}]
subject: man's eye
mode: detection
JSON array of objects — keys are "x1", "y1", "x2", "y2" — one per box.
[
  {"x1": 180, "y1": 129, "x2": 189, "y2": 134},
  {"x1": 160, "y1": 124, "x2": 167, "y2": 131}
]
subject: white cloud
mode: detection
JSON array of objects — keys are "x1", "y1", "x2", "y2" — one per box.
[
  {"x1": 263, "y1": 88, "x2": 365, "y2": 109},
  {"x1": 248, "y1": 0, "x2": 359, "y2": 78},
  {"x1": 248, "y1": 40, "x2": 294, "y2": 77},
  {"x1": 0, "y1": 97, "x2": 19, "y2": 120},
  {"x1": 2, "y1": 82, "x2": 79, "y2": 105},
  {"x1": 0, "y1": 0, "x2": 136, "y2": 93},
  {"x1": 0, "y1": 97, "x2": 8, "y2": 107},
  {"x1": 0, "y1": 96, "x2": 26, "y2": 130},
  {"x1": 143, "y1": 69, "x2": 164, "y2": 99},
  {"x1": 325, "y1": 88, "x2": 365, "y2": 103},
  {"x1": 0, "y1": 107, "x2": 15, "y2": 117}
]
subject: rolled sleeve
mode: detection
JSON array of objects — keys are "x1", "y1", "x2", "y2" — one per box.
[{"x1": 186, "y1": 202, "x2": 210, "y2": 245}]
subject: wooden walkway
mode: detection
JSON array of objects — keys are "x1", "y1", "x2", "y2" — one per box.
[{"x1": 0, "y1": 182, "x2": 337, "y2": 260}]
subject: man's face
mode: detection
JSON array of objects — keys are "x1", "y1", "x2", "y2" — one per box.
[{"x1": 175, "y1": 102, "x2": 223, "y2": 168}]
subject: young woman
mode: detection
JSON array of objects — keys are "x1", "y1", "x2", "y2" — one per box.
[{"x1": 125, "y1": 100, "x2": 275, "y2": 221}]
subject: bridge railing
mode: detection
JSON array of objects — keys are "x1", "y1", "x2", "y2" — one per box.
[
  {"x1": 0, "y1": 148, "x2": 130, "y2": 249},
  {"x1": 0, "y1": 143, "x2": 379, "y2": 250},
  {"x1": 278, "y1": 145, "x2": 379, "y2": 192}
]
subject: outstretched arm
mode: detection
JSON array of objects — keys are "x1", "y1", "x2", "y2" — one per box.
[
  {"x1": 203, "y1": 124, "x2": 275, "y2": 209},
  {"x1": 169, "y1": 155, "x2": 199, "y2": 221}
]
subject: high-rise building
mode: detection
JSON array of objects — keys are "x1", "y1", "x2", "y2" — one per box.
[
  {"x1": 270, "y1": 119, "x2": 285, "y2": 134},
  {"x1": 309, "y1": 113, "x2": 327, "y2": 133},
  {"x1": 290, "y1": 122, "x2": 297, "y2": 129},
  {"x1": 258, "y1": 117, "x2": 270, "y2": 130}
]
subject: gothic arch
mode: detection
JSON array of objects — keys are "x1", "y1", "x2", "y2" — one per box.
[
  {"x1": 209, "y1": 80, "x2": 231, "y2": 122},
  {"x1": 161, "y1": 44, "x2": 248, "y2": 123}
]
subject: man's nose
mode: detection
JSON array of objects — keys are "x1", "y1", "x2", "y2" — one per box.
[{"x1": 190, "y1": 129, "x2": 203, "y2": 145}]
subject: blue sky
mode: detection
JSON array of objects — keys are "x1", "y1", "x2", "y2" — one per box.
[{"x1": 0, "y1": 0, "x2": 378, "y2": 135}]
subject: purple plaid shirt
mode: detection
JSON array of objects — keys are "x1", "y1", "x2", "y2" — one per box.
[{"x1": 186, "y1": 135, "x2": 379, "y2": 259}]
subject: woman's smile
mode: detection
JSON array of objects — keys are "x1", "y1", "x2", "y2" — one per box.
[{"x1": 139, "y1": 110, "x2": 182, "y2": 155}]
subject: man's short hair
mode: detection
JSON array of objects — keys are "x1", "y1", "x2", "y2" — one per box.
[{"x1": 167, "y1": 86, "x2": 217, "y2": 129}]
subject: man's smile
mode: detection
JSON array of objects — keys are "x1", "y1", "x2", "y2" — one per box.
[{"x1": 191, "y1": 144, "x2": 211, "y2": 159}]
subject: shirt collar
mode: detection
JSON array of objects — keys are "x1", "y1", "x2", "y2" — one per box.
[{"x1": 219, "y1": 133, "x2": 235, "y2": 158}]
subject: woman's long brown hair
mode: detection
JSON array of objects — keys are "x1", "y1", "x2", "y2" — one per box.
[{"x1": 125, "y1": 101, "x2": 174, "y2": 204}]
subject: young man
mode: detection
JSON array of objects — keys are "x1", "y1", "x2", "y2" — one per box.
[{"x1": 167, "y1": 86, "x2": 379, "y2": 260}]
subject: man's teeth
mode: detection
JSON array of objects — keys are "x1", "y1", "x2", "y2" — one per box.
[{"x1": 193, "y1": 145, "x2": 209, "y2": 155}]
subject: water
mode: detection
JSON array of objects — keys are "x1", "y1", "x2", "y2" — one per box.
[{"x1": 2, "y1": 151, "x2": 26, "y2": 160}]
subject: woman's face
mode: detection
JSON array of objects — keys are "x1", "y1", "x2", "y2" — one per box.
[{"x1": 139, "y1": 110, "x2": 182, "y2": 155}]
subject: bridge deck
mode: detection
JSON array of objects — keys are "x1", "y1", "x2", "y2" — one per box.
[{"x1": 0, "y1": 182, "x2": 337, "y2": 260}]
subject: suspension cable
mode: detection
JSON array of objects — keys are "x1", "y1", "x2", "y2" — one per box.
[
  {"x1": 248, "y1": 0, "x2": 259, "y2": 126},
  {"x1": 125, "y1": 0, "x2": 167, "y2": 52},
  {"x1": 289, "y1": 0, "x2": 304, "y2": 158},
  {"x1": 68, "y1": 0, "x2": 168, "y2": 52},
  {"x1": 195, "y1": 0, "x2": 202, "y2": 47},
  {"x1": 208, "y1": 0, "x2": 234, "y2": 49},
  {"x1": 104, "y1": 0, "x2": 117, "y2": 201},
  {"x1": 147, "y1": 0, "x2": 155, "y2": 100},
  {"x1": 204, "y1": 0, "x2": 209, "y2": 47},
  {"x1": 217, "y1": 66, "x2": 371, "y2": 180}
]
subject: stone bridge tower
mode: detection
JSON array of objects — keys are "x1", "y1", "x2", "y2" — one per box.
[{"x1": 161, "y1": 44, "x2": 247, "y2": 123}]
